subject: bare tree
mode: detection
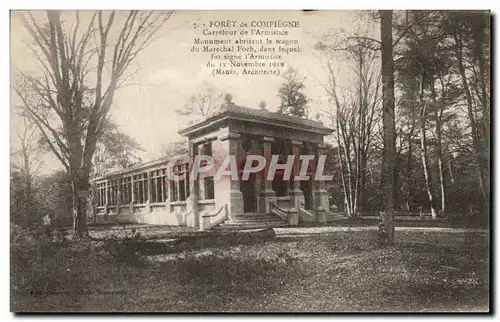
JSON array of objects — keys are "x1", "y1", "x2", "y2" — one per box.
[
  {"x1": 11, "y1": 110, "x2": 44, "y2": 221},
  {"x1": 13, "y1": 10, "x2": 173, "y2": 237},
  {"x1": 321, "y1": 44, "x2": 381, "y2": 219},
  {"x1": 175, "y1": 82, "x2": 224, "y2": 119},
  {"x1": 168, "y1": 82, "x2": 224, "y2": 158}
]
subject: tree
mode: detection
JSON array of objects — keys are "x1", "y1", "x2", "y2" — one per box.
[
  {"x1": 444, "y1": 11, "x2": 490, "y2": 215},
  {"x1": 89, "y1": 120, "x2": 143, "y2": 223},
  {"x1": 175, "y1": 82, "x2": 224, "y2": 120},
  {"x1": 161, "y1": 140, "x2": 189, "y2": 158},
  {"x1": 10, "y1": 110, "x2": 44, "y2": 226},
  {"x1": 13, "y1": 11, "x2": 173, "y2": 237},
  {"x1": 310, "y1": 10, "x2": 489, "y2": 228},
  {"x1": 169, "y1": 82, "x2": 226, "y2": 158},
  {"x1": 277, "y1": 67, "x2": 309, "y2": 118},
  {"x1": 395, "y1": 11, "x2": 452, "y2": 219},
  {"x1": 91, "y1": 120, "x2": 144, "y2": 178},
  {"x1": 395, "y1": 69, "x2": 420, "y2": 212},
  {"x1": 391, "y1": 10, "x2": 490, "y2": 219},
  {"x1": 320, "y1": 30, "x2": 382, "y2": 217},
  {"x1": 35, "y1": 171, "x2": 74, "y2": 227},
  {"x1": 379, "y1": 10, "x2": 396, "y2": 244}
]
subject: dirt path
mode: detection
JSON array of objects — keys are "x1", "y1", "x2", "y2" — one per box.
[{"x1": 275, "y1": 226, "x2": 488, "y2": 236}]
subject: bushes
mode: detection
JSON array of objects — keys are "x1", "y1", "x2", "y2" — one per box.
[
  {"x1": 11, "y1": 170, "x2": 74, "y2": 230},
  {"x1": 10, "y1": 224, "x2": 58, "y2": 295},
  {"x1": 11, "y1": 224, "x2": 115, "y2": 298}
]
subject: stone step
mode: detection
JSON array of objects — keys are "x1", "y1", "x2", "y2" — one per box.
[
  {"x1": 224, "y1": 221, "x2": 284, "y2": 226},
  {"x1": 214, "y1": 222, "x2": 288, "y2": 230},
  {"x1": 228, "y1": 221, "x2": 284, "y2": 226},
  {"x1": 326, "y1": 213, "x2": 347, "y2": 219},
  {"x1": 231, "y1": 216, "x2": 282, "y2": 222},
  {"x1": 241, "y1": 212, "x2": 279, "y2": 217},
  {"x1": 221, "y1": 219, "x2": 284, "y2": 225},
  {"x1": 219, "y1": 222, "x2": 284, "y2": 227}
]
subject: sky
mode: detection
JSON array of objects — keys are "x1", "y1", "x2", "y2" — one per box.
[{"x1": 10, "y1": 10, "x2": 379, "y2": 174}]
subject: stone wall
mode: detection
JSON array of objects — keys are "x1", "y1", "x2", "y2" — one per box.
[{"x1": 95, "y1": 202, "x2": 189, "y2": 226}]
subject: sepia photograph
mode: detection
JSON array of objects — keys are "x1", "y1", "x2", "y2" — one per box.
[{"x1": 9, "y1": 9, "x2": 490, "y2": 312}]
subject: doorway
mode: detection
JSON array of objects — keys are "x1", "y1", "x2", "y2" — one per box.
[
  {"x1": 241, "y1": 173, "x2": 257, "y2": 213},
  {"x1": 300, "y1": 180, "x2": 313, "y2": 210}
]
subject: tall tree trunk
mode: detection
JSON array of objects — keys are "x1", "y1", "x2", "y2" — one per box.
[
  {"x1": 405, "y1": 121, "x2": 416, "y2": 212},
  {"x1": 359, "y1": 151, "x2": 367, "y2": 214},
  {"x1": 70, "y1": 168, "x2": 90, "y2": 238},
  {"x1": 448, "y1": 153, "x2": 455, "y2": 184},
  {"x1": 344, "y1": 146, "x2": 356, "y2": 218},
  {"x1": 21, "y1": 148, "x2": 33, "y2": 226},
  {"x1": 431, "y1": 81, "x2": 446, "y2": 215},
  {"x1": 452, "y1": 28, "x2": 488, "y2": 212},
  {"x1": 419, "y1": 107, "x2": 437, "y2": 219},
  {"x1": 419, "y1": 76, "x2": 437, "y2": 219},
  {"x1": 379, "y1": 10, "x2": 396, "y2": 244},
  {"x1": 336, "y1": 117, "x2": 352, "y2": 218},
  {"x1": 436, "y1": 140, "x2": 446, "y2": 216},
  {"x1": 357, "y1": 51, "x2": 366, "y2": 215},
  {"x1": 339, "y1": 117, "x2": 357, "y2": 219},
  {"x1": 358, "y1": 114, "x2": 368, "y2": 216},
  {"x1": 70, "y1": 122, "x2": 99, "y2": 238},
  {"x1": 435, "y1": 129, "x2": 446, "y2": 215}
]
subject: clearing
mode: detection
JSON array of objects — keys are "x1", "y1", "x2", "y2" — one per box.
[{"x1": 11, "y1": 226, "x2": 489, "y2": 312}]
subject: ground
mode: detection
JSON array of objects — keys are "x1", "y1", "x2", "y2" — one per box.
[{"x1": 11, "y1": 225, "x2": 489, "y2": 312}]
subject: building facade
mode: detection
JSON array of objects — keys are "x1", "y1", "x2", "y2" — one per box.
[{"x1": 92, "y1": 97, "x2": 334, "y2": 230}]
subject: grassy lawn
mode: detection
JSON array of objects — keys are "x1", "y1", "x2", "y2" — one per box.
[{"x1": 11, "y1": 227, "x2": 489, "y2": 312}]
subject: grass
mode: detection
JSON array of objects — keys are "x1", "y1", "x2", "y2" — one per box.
[{"x1": 11, "y1": 227, "x2": 489, "y2": 312}]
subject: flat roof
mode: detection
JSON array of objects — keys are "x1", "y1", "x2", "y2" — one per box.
[
  {"x1": 92, "y1": 154, "x2": 189, "y2": 182},
  {"x1": 178, "y1": 103, "x2": 334, "y2": 137}
]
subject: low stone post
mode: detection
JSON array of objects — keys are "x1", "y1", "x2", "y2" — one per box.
[{"x1": 314, "y1": 143, "x2": 329, "y2": 224}]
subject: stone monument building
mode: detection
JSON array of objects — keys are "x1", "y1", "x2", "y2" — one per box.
[{"x1": 92, "y1": 95, "x2": 334, "y2": 230}]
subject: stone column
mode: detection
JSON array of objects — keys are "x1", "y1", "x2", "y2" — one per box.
[
  {"x1": 314, "y1": 143, "x2": 329, "y2": 223},
  {"x1": 130, "y1": 176, "x2": 135, "y2": 203},
  {"x1": 253, "y1": 140, "x2": 262, "y2": 213},
  {"x1": 104, "y1": 180, "x2": 109, "y2": 222},
  {"x1": 217, "y1": 129, "x2": 243, "y2": 220},
  {"x1": 197, "y1": 143, "x2": 206, "y2": 200},
  {"x1": 129, "y1": 175, "x2": 134, "y2": 214},
  {"x1": 186, "y1": 141, "x2": 198, "y2": 228},
  {"x1": 176, "y1": 167, "x2": 182, "y2": 202},
  {"x1": 258, "y1": 136, "x2": 276, "y2": 213},
  {"x1": 146, "y1": 172, "x2": 152, "y2": 214},
  {"x1": 91, "y1": 185, "x2": 97, "y2": 223},
  {"x1": 168, "y1": 179, "x2": 175, "y2": 213},
  {"x1": 116, "y1": 179, "x2": 121, "y2": 215},
  {"x1": 288, "y1": 140, "x2": 304, "y2": 226}
]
